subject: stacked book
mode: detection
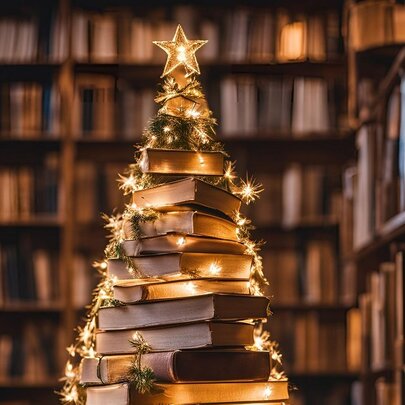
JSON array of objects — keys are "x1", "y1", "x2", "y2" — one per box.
[{"x1": 81, "y1": 149, "x2": 288, "y2": 404}]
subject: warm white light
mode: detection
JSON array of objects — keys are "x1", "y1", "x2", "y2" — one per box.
[
  {"x1": 209, "y1": 262, "x2": 221, "y2": 275},
  {"x1": 163, "y1": 126, "x2": 171, "y2": 133},
  {"x1": 177, "y1": 46, "x2": 187, "y2": 62},
  {"x1": 65, "y1": 361, "x2": 75, "y2": 379},
  {"x1": 254, "y1": 335, "x2": 264, "y2": 350},
  {"x1": 187, "y1": 109, "x2": 200, "y2": 118},
  {"x1": 66, "y1": 345, "x2": 75, "y2": 357},
  {"x1": 264, "y1": 385, "x2": 272, "y2": 399},
  {"x1": 186, "y1": 282, "x2": 196, "y2": 293},
  {"x1": 176, "y1": 236, "x2": 186, "y2": 246},
  {"x1": 100, "y1": 261, "x2": 107, "y2": 270},
  {"x1": 198, "y1": 155, "x2": 205, "y2": 165}
]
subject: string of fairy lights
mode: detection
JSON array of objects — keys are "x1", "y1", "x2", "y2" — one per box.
[{"x1": 59, "y1": 25, "x2": 286, "y2": 404}]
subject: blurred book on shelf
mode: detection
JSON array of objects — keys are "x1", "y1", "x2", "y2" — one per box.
[
  {"x1": 0, "y1": 153, "x2": 60, "y2": 221},
  {"x1": 268, "y1": 311, "x2": 346, "y2": 373},
  {"x1": 0, "y1": 321, "x2": 62, "y2": 382},
  {"x1": 220, "y1": 76, "x2": 341, "y2": 137},
  {"x1": 0, "y1": 12, "x2": 67, "y2": 63},
  {"x1": 72, "y1": 75, "x2": 156, "y2": 139},
  {"x1": 0, "y1": 82, "x2": 61, "y2": 138}
]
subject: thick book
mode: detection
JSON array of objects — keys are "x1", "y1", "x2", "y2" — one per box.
[
  {"x1": 124, "y1": 210, "x2": 238, "y2": 241},
  {"x1": 131, "y1": 177, "x2": 241, "y2": 218},
  {"x1": 121, "y1": 234, "x2": 246, "y2": 255},
  {"x1": 139, "y1": 149, "x2": 225, "y2": 176},
  {"x1": 113, "y1": 279, "x2": 251, "y2": 303},
  {"x1": 108, "y1": 253, "x2": 252, "y2": 281},
  {"x1": 86, "y1": 381, "x2": 289, "y2": 404},
  {"x1": 98, "y1": 294, "x2": 269, "y2": 330},
  {"x1": 81, "y1": 350, "x2": 271, "y2": 384},
  {"x1": 96, "y1": 321, "x2": 255, "y2": 353}
]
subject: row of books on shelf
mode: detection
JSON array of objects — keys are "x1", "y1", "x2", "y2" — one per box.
[
  {"x1": 0, "y1": 82, "x2": 61, "y2": 137},
  {"x1": 0, "y1": 12, "x2": 67, "y2": 63},
  {"x1": 0, "y1": 155, "x2": 59, "y2": 220},
  {"x1": 359, "y1": 249, "x2": 404, "y2": 372},
  {"x1": 0, "y1": 321, "x2": 61, "y2": 382},
  {"x1": 344, "y1": 79, "x2": 405, "y2": 251},
  {"x1": 0, "y1": 240, "x2": 95, "y2": 308},
  {"x1": 269, "y1": 311, "x2": 346, "y2": 373},
  {"x1": 71, "y1": 7, "x2": 340, "y2": 63},
  {"x1": 220, "y1": 76, "x2": 341, "y2": 135},
  {"x1": 0, "y1": 75, "x2": 343, "y2": 139},
  {"x1": 251, "y1": 165, "x2": 341, "y2": 227},
  {"x1": 264, "y1": 239, "x2": 338, "y2": 306}
]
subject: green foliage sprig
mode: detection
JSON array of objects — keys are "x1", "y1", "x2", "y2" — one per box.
[{"x1": 127, "y1": 332, "x2": 156, "y2": 394}]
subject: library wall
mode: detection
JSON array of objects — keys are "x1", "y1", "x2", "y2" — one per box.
[{"x1": 0, "y1": 1, "x2": 404, "y2": 405}]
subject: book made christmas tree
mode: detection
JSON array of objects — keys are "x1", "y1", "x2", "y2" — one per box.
[{"x1": 59, "y1": 25, "x2": 289, "y2": 405}]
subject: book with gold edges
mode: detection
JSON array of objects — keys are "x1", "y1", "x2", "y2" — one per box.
[
  {"x1": 139, "y1": 148, "x2": 225, "y2": 176},
  {"x1": 86, "y1": 381, "x2": 289, "y2": 404},
  {"x1": 107, "y1": 253, "x2": 253, "y2": 281},
  {"x1": 98, "y1": 294, "x2": 269, "y2": 330},
  {"x1": 131, "y1": 177, "x2": 241, "y2": 218},
  {"x1": 96, "y1": 321, "x2": 255, "y2": 354},
  {"x1": 123, "y1": 210, "x2": 238, "y2": 241}
]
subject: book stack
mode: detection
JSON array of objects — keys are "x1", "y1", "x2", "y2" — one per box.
[{"x1": 81, "y1": 150, "x2": 288, "y2": 404}]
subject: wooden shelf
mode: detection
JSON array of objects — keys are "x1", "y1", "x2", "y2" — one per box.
[
  {"x1": 0, "y1": 217, "x2": 62, "y2": 228},
  {"x1": 270, "y1": 303, "x2": 352, "y2": 313},
  {"x1": 349, "y1": 211, "x2": 405, "y2": 264},
  {"x1": 0, "y1": 378, "x2": 61, "y2": 389},
  {"x1": 0, "y1": 303, "x2": 63, "y2": 313},
  {"x1": 0, "y1": 139, "x2": 61, "y2": 164},
  {"x1": 74, "y1": 59, "x2": 346, "y2": 79},
  {"x1": 75, "y1": 133, "x2": 355, "y2": 167}
]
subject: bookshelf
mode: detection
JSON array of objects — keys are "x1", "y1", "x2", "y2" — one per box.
[
  {"x1": 0, "y1": 0, "x2": 361, "y2": 404},
  {"x1": 344, "y1": 3, "x2": 405, "y2": 404}
]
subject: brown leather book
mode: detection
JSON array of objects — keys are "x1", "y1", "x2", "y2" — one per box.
[
  {"x1": 96, "y1": 321, "x2": 255, "y2": 354},
  {"x1": 86, "y1": 381, "x2": 289, "y2": 404},
  {"x1": 107, "y1": 253, "x2": 253, "y2": 281},
  {"x1": 139, "y1": 149, "x2": 225, "y2": 176},
  {"x1": 98, "y1": 294, "x2": 269, "y2": 330},
  {"x1": 131, "y1": 177, "x2": 241, "y2": 218},
  {"x1": 121, "y1": 234, "x2": 246, "y2": 255},
  {"x1": 81, "y1": 350, "x2": 271, "y2": 384}
]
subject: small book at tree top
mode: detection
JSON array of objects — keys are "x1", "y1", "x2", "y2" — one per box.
[
  {"x1": 81, "y1": 349, "x2": 272, "y2": 384},
  {"x1": 139, "y1": 148, "x2": 225, "y2": 176},
  {"x1": 123, "y1": 210, "x2": 238, "y2": 241},
  {"x1": 96, "y1": 321, "x2": 255, "y2": 354},
  {"x1": 107, "y1": 253, "x2": 253, "y2": 281},
  {"x1": 132, "y1": 177, "x2": 241, "y2": 218},
  {"x1": 86, "y1": 381, "x2": 289, "y2": 405},
  {"x1": 98, "y1": 294, "x2": 269, "y2": 330}
]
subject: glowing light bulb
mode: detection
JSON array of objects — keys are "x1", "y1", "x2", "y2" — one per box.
[
  {"x1": 163, "y1": 126, "x2": 171, "y2": 133},
  {"x1": 187, "y1": 109, "x2": 200, "y2": 118},
  {"x1": 209, "y1": 262, "x2": 221, "y2": 275},
  {"x1": 177, "y1": 45, "x2": 187, "y2": 62},
  {"x1": 176, "y1": 236, "x2": 186, "y2": 246},
  {"x1": 254, "y1": 335, "x2": 264, "y2": 350},
  {"x1": 264, "y1": 385, "x2": 272, "y2": 399},
  {"x1": 100, "y1": 261, "x2": 107, "y2": 270},
  {"x1": 66, "y1": 345, "x2": 76, "y2": 357},
  {"x1": 198, "y1": 155, "x2": 205, "y2": 165}
]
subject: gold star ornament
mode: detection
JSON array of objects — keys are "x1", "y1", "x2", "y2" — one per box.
[{"x1": 153, "y1": 24, "x2": 207, "y2": 78}]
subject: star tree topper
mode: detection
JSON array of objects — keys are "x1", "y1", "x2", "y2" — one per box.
[{"x1": 153, "y1": 24, "x2": 207, "y2": 77}]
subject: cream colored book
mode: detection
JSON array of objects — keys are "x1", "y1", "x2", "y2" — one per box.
[
  {"x1": 86, "y1": 381, "x2": 289, "y2": 404},
  {"x1": 139, "y1": 148, "x2": 225, "y2": 176},
  {"x1": 98, "y1": 294, "x2": 269, "y2": 330},
  {"x1": 107, "y1": 253, "x2": 252, "y2": 281},
  {"x1": 113, "y1": 279, "x2": 251, "y2": 302},
  {"x1": 121, "y1": 234, "x2": 246, "y2": 255},
  {"x1": 123, "y1": 210, "x2": 238, "y2": 241},
  {"x1": 132, "y1": 177, "x2": 241, "y2": 218},
  {"x1": 96, "y1": 321, "x2": 255, "y2": 354},
  {"x1": 81, "y1": 350, "x2": 271, "y2": 384}
]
